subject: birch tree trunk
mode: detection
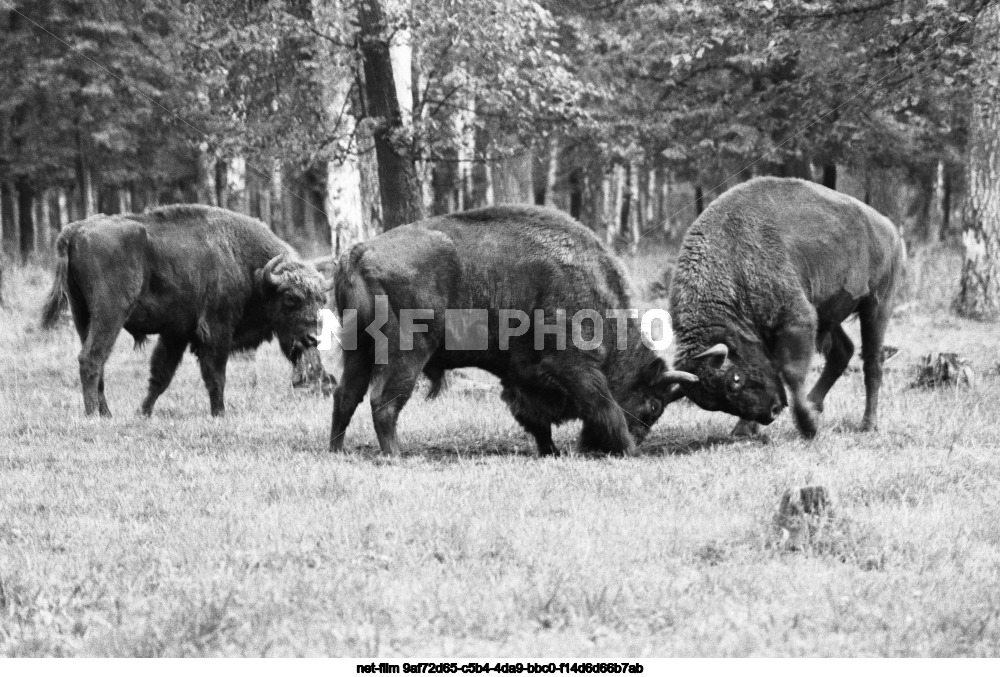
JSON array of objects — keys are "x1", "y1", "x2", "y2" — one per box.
[
  {"x1": 57, "y1": 188, "x2": 69, "y2": 229},
  {"x1": 626, "y1": 160, "x2": 640, "y2": 254},
  {"x1": 226, "y1": 157, "x2": 249, "y2": 214},
  {"x1": 955, "y1": 3, "x2": 1000, "y2": 318},
  {"x1": 544, "y1": 135, "x2": 560, "y2": 208},
  {"x1": 928, "y1": 161, "x2": 947, "y2": 242},
  {"x1": 37, "y1": 189, "x2": 52, "y2": 251},
  {"x1": 612, "y1": 163, "x2": 626, "y2": 246},
  {"x1": 601, "y1": 169, "x2": 614, "y2": 246}
]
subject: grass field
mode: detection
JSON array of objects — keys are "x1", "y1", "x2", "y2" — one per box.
[{"x1": 2, "y1": 246, "x2": 1000, "y2": 657}]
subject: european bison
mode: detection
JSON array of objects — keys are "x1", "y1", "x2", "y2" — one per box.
[
  {"x1": 669, "y1": 177, "x2": 905, "y2": 437},
  {"x1": 41, "y1": 205, "x2": 327, "y2": 417},
  {"x1": 328, "y1": 205, "x2": 696, "y2": 456}
]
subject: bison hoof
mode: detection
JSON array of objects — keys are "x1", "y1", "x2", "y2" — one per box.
[
  {"x1": 861, "y1": 418, "x2": 878, "y2": 432},
  {"x1": 794, "y1": 407, "x2": 818, "y2": 439}
]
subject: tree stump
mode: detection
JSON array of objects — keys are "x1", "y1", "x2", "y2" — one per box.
[
  {"x1": 910, "y1": 352, "x2": 974, "y2": 389},
  {"x1": 774, "y1": 485, "x2": 834, "y2": 551}
]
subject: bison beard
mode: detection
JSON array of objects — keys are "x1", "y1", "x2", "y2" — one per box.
[
  {"x1": 40, "y1": 205, "x2": 327, "y2": 417},
  {"x1": 670, "y1": 177, "x2": 905, "y2": 437},
  {"x1": 328, "y1": 205, "x2": 696, "y2": 456}
]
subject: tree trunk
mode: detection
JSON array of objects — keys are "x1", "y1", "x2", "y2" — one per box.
[
  {"x1": 955, "y1": 3, "x2": 1000, "y2": 319},
  {"x1": 601, "y1": 169, "x2": 614, "y2": 245},
  {"x1": 695, "y1": 185, "x2": 704, "y2": 215},
  {"x1": 928, "y1": 160, "x2": 946, "y2": 243},
  {"x1": 822, "y1": 164, "x2": 837, "y2": 190},
  {"x1": 76, "y1": 150, "x2": 95, "y2": 218},
  {"x1": 659, "y1": 168, "x2": 675, "y2": 238},
  {"x1": 357, "y1": 0, "x2": 423, "y2": 230},
  {"x1": 356, "y1": 119, "x2": 383, "y2": 235},
  {"x1": 568, "y1": 168, "x2": 583, "y2": 219},
  {"x1": 1, "y1": 181, "x2": 17, "y2": 256},
  {"x1": 57, "y1": 188, "x2": 69, "y2": 229},
  {"x1": 16, "y1": 177, "x2": 34, "y2": 262},
  {"x1": 493, "y1": 149, "x2": 534, "y2": 204},
  {"x1": 626, "y1": 160, "x2": 640, "y2": 254},
  {"x1": 226, "y1": 157, "x2": 249, "y2": 214},
  {"x1": 270, "y1": 160, "x2": 284, "y2": 234},
  {"x1": 544, "y1": 135, "x2": 560, "y2": 208},
  {"x1": 37, "y1": 188, "x2": 52, "y2": 252},
  {"x1": 611, "y1": 163, "x2": 626, "y2": 246}
]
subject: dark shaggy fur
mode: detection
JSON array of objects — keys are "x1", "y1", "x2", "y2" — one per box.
[
  {"x1": 328, "y1": 205, "x2": 694, "y2": 456},
  {"x1": 670, "y1": 177, "x2": 905, "y2": 437},
  {"x1": 41, "y1": 205, "x2": 326, "y2": 417}
]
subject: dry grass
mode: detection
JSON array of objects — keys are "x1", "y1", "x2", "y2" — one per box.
[{"x1": 2, "y1": 246, "x2": 1000, "y2": 657}]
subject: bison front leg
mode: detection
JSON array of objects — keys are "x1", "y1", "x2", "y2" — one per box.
[
  {"x1": 512, "y1": 410, "x2": 560, "y2": 457},
  {"x1": 808, "y1": 324, "x2": 854, "y2": 413},
  {"x1": 140, "y1": 335, "x2": 187, "y2": 416},
  {"x1": 197, "y1": 344, "x2": 230, "y2": 416},
  {"x1": 369, "y1": 363, "x2": 423, "y2": 455},
  {"x1": 859, "y1": 299, "x2": 890, "y2": 432},
  {"x1": 776, "y1": 317, "x2": 819, "y2": 439}
]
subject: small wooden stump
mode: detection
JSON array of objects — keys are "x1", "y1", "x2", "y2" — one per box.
[
  {"x1": 911, "y1": 352, "x2": 974, "y2": 389},
  {"x1": 774, "y1": 485, "x2": 834, "y2": 551}
]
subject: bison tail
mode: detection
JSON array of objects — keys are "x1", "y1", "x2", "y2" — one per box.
[
  {"x1": 424, "y1": 366, "x2": 447, "y2": 399},
  {"x1": 40, "y1": 232, "x2": 73, "y2": 329}
]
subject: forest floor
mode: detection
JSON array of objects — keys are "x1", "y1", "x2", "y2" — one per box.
[{"x1": 2, "y1": 246, "x2": 1000, "y2": 656}]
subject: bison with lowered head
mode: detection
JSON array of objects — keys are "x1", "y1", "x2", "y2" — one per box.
[
  {"x1": 41, "y1": 205, "x2": 327, "y2": 417},
  {"x1": 329, "y1": 205, "x2": 696, "y2": 456},
  {"x1": 670, "y1": 177, "x2": 905, "y2": 438}
]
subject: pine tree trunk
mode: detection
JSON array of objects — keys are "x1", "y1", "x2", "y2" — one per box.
[
  {"x1": 601, "y1": 169, "x2": 614, "y2": 245},
  {"x1": 357, "y1": 0, "x2": 423, "y2": 230},
  {"x1": 695, "y1": 185, "x2": 704, "y2": 216},
  {"x1": 955, "y1": 3, "x2": 1000, "y2": 319},
  {"x1": 16, "y1": 177, "x2": 34, "y2": 262}
]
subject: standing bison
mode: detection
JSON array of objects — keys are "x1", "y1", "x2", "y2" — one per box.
[
  {"x1": 669, "y1": 177, "x2": 905, "y2": 437},
  {"x1": 41, "y1": 205, "x2": 327, "y2": 417},
  {"x1": 328, "y1": 205, "x2": 696, "y2": 456}
]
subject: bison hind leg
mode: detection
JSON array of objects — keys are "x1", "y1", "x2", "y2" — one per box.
[
  {"x1": 369, "y1": 359, "x2": 427, "y2": 455},
  {"x1": 330, "y1": 348, "x2": 374, "y2": 452}
]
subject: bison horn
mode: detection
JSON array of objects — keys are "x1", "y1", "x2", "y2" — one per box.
[
  {"x1": 661, "y1": 369, "x2": 698, "y2": 384},
  {"x1": 693, "y1": 343, "x2": 729, "y2": 361},
  {"x1": 262, "y1": 253, "x2": 288, "y2": 286}
]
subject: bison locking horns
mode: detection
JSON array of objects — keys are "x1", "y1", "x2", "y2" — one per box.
[
  {"x1": 41, "y1": 205, "x2": 327, "y2": 417},
  {"x1": 329, "y1": 205, "x2": 696, "y2": 456},
  {"x1": 670, "y1": 177, "x2": 905, "y2": 438}
]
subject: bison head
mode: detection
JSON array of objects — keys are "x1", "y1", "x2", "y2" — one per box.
[
  {"x1": 678, "y1": 338, "x2": 786, "y2": 425},
  {"x1": 617, "y1": 357, "x2": 699, "y2": 443},
  {"x1": 255, "y1": 253, "x2": 328, "y2": 351}
]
